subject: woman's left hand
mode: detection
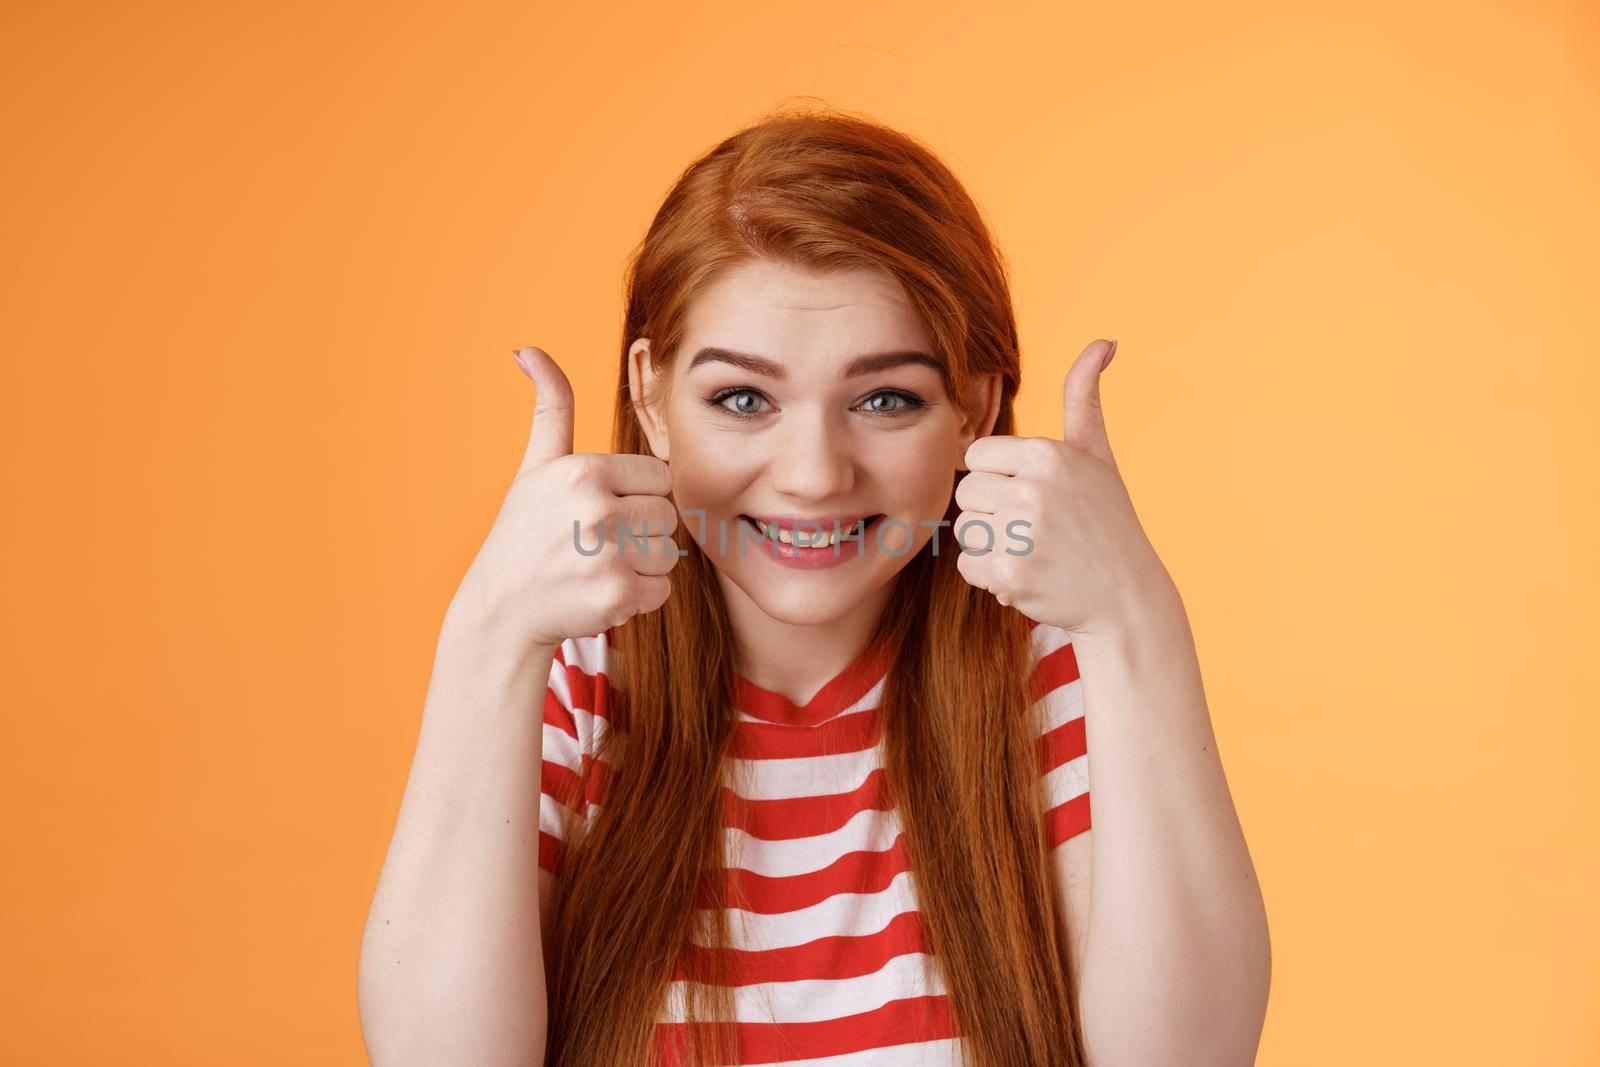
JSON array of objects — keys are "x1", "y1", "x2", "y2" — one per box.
[{"x1": 953, "y1": 338, "x2": 1177, "y2": 636}]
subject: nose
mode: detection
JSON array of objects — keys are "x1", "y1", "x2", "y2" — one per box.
[{"x1": 766, "y1": 405, "x2": 856, "y2": 502}]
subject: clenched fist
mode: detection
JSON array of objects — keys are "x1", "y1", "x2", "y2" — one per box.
[{"x1": 451, "y1": 346, "x2": 680, "y2": 654}]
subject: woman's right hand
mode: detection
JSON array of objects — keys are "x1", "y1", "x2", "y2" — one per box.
[{"x1": 450, "y1": 345, "x2": 679, "y2": 654}]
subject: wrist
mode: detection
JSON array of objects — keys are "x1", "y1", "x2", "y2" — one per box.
[
  {"x1": 442, "y1": 587, "x2": 561, "y2": 666},
  {"x1": 1076, "y1": 558, "x2": 1186, "y2": 646}
]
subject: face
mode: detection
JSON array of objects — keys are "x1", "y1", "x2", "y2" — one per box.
[{"x1": 629, "y1": 258, "x2": 1001, "y2": 628}]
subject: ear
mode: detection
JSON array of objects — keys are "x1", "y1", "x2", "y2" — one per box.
[
  {"x1": 627, "y1": 337, "x2": 670, "y2": 461},
  {"x1": 954, "y1": 372, "x2": 1003, "y2": 472}
]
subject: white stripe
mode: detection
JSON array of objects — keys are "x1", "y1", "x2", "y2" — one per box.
[
  {"x1": 545, "y1": 654, "x2": 574, "y2": 710},
  {"x1": 542, "y1": 801, "x2": 903, "y2": 876},
  {"x1": 1043, "y1": 752, "x2": 1089, "y2": 811},
  {"x1": 1029, "y1": 620, "x2": 1073, "y2": 659},
  {"x1": 720, "y1": 807, "x2": 904, "y2": 878},
  {"x1": 724, "y1": 744, "x2": 883, "y2": 801},
  {"x1": 659, "y1": 950, "x2": 948, "y2": 1024},
  {"x1": 559, "y1": 631, "x2": 610, "y2": 675},
  {"x1": 542, "y1": 703, "x2": 608, "y2": 756},
  {"x1": 1034, "y1": 676, "x2": 1084, "y2": 734},
  {"x1": 539, "y1": 788, "x2": 577, "y2": 840},
  {"x1": 691, "y1": 869, "x2": 921, "y2": 950}
]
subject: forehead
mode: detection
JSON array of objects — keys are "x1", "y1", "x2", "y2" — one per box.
[{"x1": 680, "y1": 259, "x2": 931, "y2": 369}]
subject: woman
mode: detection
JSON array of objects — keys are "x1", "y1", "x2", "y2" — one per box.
[{"x1": 358, "y1": 105, "x2": 1271, "y2": 1067}]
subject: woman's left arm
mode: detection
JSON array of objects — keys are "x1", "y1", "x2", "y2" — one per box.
[
  {"x1": 955, "y1": 339, "x2": 1271, "y2": 1067},
  {"x1": 1065, "y1": 573, "x2": 1271, "y2": 1067}
]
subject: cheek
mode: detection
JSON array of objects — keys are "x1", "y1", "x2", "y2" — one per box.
[
  {"x1": 662, "y1": 414, "x2": 755, "y2": 510},
  {"x1": 870, "y1": 434, "x2": 958, "y2": 511}
]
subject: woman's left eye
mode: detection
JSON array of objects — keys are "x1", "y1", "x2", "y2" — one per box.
[{"x1": 857, "y1": 390, "x2": 925, "y2": 415}]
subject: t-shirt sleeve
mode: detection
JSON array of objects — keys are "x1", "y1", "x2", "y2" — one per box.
[
  {"x1": 1030, "y1": 620, "x2": 1092, "y2": 848},
  {"x1": 538, "y1": 630, "x2": 612, "y2": 877}
]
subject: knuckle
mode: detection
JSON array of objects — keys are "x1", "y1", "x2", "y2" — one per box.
[
  {"x1": 564, "y1": 454, "x2": 605, "y2": 488},
  {"x1": 1025, "y1": 438, "x2": 1059, "y2": 471},
  {"x1": 954, "y1": 514, "x2": 994, "y2": 553},
  {"x1": 573, "y1": 509, "x2": 609, "y2": 541},
  {"x1": 1009, "y1": 479, "x2": 1045, "y2": 512},
  {"x1": 953, "y1": 478, "x2": 977, "y2": 510},
  {"x1": 598, "y1": 571, "x2": 633, "y2": 612},
  {"x1": 995, "y1": 553, "x2": 1021, "y2": 585}
]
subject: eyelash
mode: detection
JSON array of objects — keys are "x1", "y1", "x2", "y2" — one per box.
[{"x1": 706, "y1": 387, "x2": 927, "y2": 420}]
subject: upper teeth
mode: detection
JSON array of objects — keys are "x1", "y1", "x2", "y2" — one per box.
[{"x1": 753, "y1": 517, "x2": 868, "y2": 547}]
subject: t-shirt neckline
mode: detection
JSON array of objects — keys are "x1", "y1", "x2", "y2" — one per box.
[{"x1": 733, "y1": 632, "x2": 893, "y2": 728}]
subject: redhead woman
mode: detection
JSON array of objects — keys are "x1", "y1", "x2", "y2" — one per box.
[{"x1": 358, "y1": 106, "x2": 1271, "y2": 1067}]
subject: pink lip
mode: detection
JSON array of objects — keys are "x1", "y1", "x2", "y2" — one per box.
[{"x1": 737, "y1": 513, "x2": 885, "y2": 570}]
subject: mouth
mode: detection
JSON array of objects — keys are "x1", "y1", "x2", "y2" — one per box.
[{"x1": 737, "y1": 513, "x2": 887, "y2": 549}]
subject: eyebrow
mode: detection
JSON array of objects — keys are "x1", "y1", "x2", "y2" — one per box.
[{"x1": 686, "y1": 346, "x2": 943, "y2": 380}]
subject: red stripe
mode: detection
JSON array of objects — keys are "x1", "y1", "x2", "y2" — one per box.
[
  {"x1": 541, "y1": 758, "x2": 582, "y2": 811},
  {"x1": 1045, "y1": 791, "x2": 1092, "y2": 848},
  {"x1": 699, "y1": 833, "x2": 914, "y2": 913},
  {"x1": 731, "y1": 709, "x2": 882, "y2": 760},
  {"x1": 672, "y1": 909, "x2": 929, "y2": 985},
  {"x1": 544, "y1": 687, "x2": 577, "y2": 741},
  {"x1": 655, "y1": 993, "x2": 958, "y2": 1066},
  {"x1": 538, "y1": 829, "x2": 565, "y2": 875},
  {"x1": 541, "y1": 755, "x2": 610, "y2": 811},
  {"x1": 722, "y1": 768, "x2": 893, "y2": 840},
  {"x1": 1037, "y1": 716, "x2": 1087, "y2": 775},
  {"x1": 555, "y1": 660, "x2": 614, "y2": 720},
  {"x1": 734, "y1": 636, "x2": 893, "y2": 726},
  {"x1": 1028, "y1": 640, "x2": 1080, "y2": 704}
]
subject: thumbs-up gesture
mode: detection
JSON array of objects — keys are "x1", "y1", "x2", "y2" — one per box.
[
  {"x1": 953, "y1": 339, "x2": 1174, "y2": 636},
  {"x1": 450, "y1": 346, "x2": 680, "y2": 655}
]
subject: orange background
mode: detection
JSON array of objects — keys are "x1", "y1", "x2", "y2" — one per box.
[{"x1": 3, "y1": 1, "x2": 1596, "y2": 1063}]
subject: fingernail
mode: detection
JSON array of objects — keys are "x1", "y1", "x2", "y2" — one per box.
[
  {"x1": 512, "y1": 349, "x2": 532, "y2": 378},
  {"x1": 1100, "y1": 338, "x2": 1118, "y2": 371}
]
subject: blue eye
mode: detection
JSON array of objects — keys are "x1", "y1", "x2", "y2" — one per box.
[
  {"x1": 709, "y1": 388, "x2": 771, "y2": 418},
  {"x1": 858, "y1": 390, "x2": 925, "y2": 415}
]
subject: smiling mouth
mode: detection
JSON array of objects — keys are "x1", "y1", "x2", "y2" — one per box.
[{"x1": 737, "y1": 514, "x2": 886, "y2": 549}]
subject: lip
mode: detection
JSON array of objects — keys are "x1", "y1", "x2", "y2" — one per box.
[{"x1": 735, "y1": 513, "x2": 886, "y2": 570}]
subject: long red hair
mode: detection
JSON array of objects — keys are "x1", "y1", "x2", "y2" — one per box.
[{"x1": 543, "y1": 99, "x2": 1088, "y2": 1067}]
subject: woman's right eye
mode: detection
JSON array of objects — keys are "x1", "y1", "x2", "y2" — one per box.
[{"x1": 708, "y1": 388, "x2": 772, "y2": 418}]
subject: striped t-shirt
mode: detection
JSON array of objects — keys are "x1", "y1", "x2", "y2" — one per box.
[{"x1": 538, "y1": 618, "x2": 1092, "y2": 1065}]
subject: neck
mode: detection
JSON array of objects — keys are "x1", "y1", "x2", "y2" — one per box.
[{"x1": 715, "y1": 572, "x2": 894, "y2": 706}]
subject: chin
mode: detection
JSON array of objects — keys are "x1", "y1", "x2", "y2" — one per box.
[{"x1": 716, "y1": 567, "x2": 886, "y2": 627}]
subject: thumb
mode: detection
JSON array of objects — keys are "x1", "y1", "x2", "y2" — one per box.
[
  {"x1": 513, "y1": 346, "x2": 575, "y2": 471},
  {"x1": 1061, "y1": 338, "x2": 1116, "y2": 463}
]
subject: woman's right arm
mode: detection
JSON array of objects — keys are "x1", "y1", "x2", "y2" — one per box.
[
  {"x1": 356, "y1": 346, "x2": 677, "y2": 1066},
  {"x1": 356, "y1": 603, "x2": 558, "y2": 1066}
]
